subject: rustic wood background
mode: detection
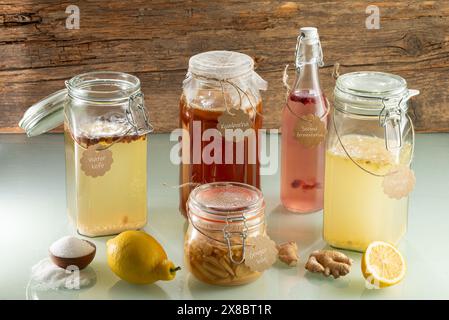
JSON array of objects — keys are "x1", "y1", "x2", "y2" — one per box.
[{"x1": 1, "y1": 0, "x2": 448, "y2": 133}]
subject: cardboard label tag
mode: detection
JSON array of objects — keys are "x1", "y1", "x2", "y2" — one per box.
[
  {"x1": 217, "y1": 109, "x2": 252, "y2": 141},
  {"x1": 244, "y1": 235, "x2": 278, "y2": 272},
  {"x1": 382, "y1": 165, "x2": 416, "y2": 199},
  {"x1": 294, "y1": 114, "x2": 326, "y2": 148},
  {"x1": 80, "y1": 146, "x2": 113, "y2": 178}
]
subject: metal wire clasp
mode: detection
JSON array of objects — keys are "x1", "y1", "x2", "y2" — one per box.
[
  {"x1": 126, "y1": 92, "x2": 154, "y2": 135},
  {"x1": 223, "y1": 215, "x2": 248, "y2": 265},
  {"x1": 295, "y1": 33, "x2": 324, "y2": 68},
  {"x1": 294, "y1": 33, "x2": 304, "y2": 66},
  {"x1": 379, "y1": 97, "x2": 404, "y2": 150}
]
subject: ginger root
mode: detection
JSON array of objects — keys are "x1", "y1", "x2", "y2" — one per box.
[
  {"x1": 305, "y1": 250, "x2": 352, "y2": 279},
  {"x1": 277, "y1": 242, "x2": 299, "y2": 267}
]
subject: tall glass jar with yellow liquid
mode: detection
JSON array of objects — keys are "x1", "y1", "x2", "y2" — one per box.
[
  {"x1": 20, "y1": 72, "x2": 152, "y2": 237},
  {"x1": 324, "y1": 72, "x2": 419, "y2": 252}
]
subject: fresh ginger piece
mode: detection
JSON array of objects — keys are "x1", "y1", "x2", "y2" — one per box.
[
  {"x1": 277, "y1": 241, "x2": 299, "y2": 267},
  {"x1": 305, "y1": 250, "x2": 352, "y2": 279}
]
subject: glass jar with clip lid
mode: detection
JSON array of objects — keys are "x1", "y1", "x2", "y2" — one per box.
[
  {"x1": 185, "y1": 182, "x2": 270, "y2": 286},
  {"x1": 323, "y1": 71, "x2": 419, "y2": 252},
  {"x1": 19, "y1": 71, "x2": 153, "y2": 237}
]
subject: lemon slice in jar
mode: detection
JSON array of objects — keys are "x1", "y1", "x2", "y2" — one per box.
[{"x1": 361, "y1": 241, "x2": 406, "y2": 288}]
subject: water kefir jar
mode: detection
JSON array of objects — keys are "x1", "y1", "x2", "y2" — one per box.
[
  {"x1": 324, "y1": 72, "x2": 419, "y2": 251},
  {"x1": 185, "y1": 182, "x2": 266, "y2": 286},
  {"x1": 64, "y1": 72, "x2": 152, "y2": 237},
  {"x1": 179, "y1": 51, "x2": 267, "y2": 217}
]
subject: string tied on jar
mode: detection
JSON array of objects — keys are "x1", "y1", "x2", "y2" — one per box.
[
  {"x1": 182, "y1": 50, "x2": 267, "y2": 123},
  {"x1": 186, "y1": 72, "x2": 264, "y2": 120}
]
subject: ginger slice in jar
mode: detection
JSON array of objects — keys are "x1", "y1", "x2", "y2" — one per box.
[
  {"x1": 202, "y1": 262, "x2": 229, "y2": 279},
  {"x1": 203, "y1": 256, "x2": 225, "y2": 271},
  {"x1": 219, "y1": 257, "x2": 235, "y2": 276},
  {"x1": 192, "y1": 262, "x2": 218, "y2": 281}
]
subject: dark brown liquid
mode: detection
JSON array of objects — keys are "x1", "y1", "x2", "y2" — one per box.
[{"x1": 179, "y1": 97, "x2": 262, "y2": 217}]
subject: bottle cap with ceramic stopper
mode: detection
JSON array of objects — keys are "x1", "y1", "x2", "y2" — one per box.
[{"x1": 299, "y1": 27, "x2": 320, "y2": 44}]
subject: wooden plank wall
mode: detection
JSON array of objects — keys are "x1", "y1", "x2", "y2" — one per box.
[{"x1": 1, "y1": 0, "x2": 448, "y2": 133}]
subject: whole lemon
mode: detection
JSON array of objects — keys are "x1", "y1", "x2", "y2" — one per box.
[{"x1": 107, "y1": 230, "x2": 179, "y2": 284}]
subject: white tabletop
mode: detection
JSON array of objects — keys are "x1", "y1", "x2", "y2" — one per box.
[{"x1": 1, "y1": 133, "x2": 448, "y2": 300}]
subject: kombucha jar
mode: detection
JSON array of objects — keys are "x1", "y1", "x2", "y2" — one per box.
[
  {"x1": 185, "y1": 182, "x2": 266, "y2": 286},
  {"x1": 324, "y1": 72, "x2": 419, "y2": 251},
  {"x1": 179, "y1": 51, "x2": 267, "y2": 217},
  {"x1": 20, "y1": 72, "x2": 152, "y2": 237}
]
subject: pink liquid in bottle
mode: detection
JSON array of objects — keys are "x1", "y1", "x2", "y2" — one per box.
[
  {"x1": 281, "y1": 90, "x2": 327, "y2": 213},
  {"x1": 280, "y1": 27, "x2": 327, "y2": 213}
]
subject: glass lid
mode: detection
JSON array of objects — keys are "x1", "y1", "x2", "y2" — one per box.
[
  {"x1": 188, "y1": 182, "x2": 264, "y2": 221},
  {"x1": 18, "y1": 89, "x2": 66, "y2": 137},
  {"x1": 19, "y1": 72, "x2": 142, "y2": 137},
  {"x1": 334, "y1": 71, "x2": 412, "y2": 116}
]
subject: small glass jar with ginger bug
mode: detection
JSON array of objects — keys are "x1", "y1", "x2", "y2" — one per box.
[
  {"x1": 185, "y1": 182, "x2": 266, "y2": 286},
  {"x1": 179, "y1": 51, "x2": 267, "y2": 217}
]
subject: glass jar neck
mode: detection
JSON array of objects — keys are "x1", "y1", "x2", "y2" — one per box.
[
  {"x1": 188, "y1": 206, "x2": 265, "y2": 229},
  {"x1": 66, "y1": 71, "x2": 141, "y2": 103},
  {"x1": 293, "y1": 63, "x2": 321, "y2": 91}
]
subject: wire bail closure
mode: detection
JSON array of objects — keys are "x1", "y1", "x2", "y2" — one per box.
[
  {"x1": 127, "y1": 92, "x2": 154, "y2": 135},
  {"x1": 379, "y1": 97, "x2": 404, "y2": 150},
  {"x1": 295, "y1": 33, "x2": 324, "y2": 69},
  {"x1": 294, "y1": 34, "x2": 304, "y2": 66},
  {"x1": 223, "y1": 215, "x2": 249, "y2": 265},
  {"x1": 379, "y1": 88, "x2": 419, "y2": 151}
]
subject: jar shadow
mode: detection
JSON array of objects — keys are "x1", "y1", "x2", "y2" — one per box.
[
  {"x1": 266, "y1": 204, "x2": 324, "y2": 251},
  {"x1": 185, "y1": 273, "x2": 268, "y2": 299},
  {"x1": 108, "y1": 280, "x2": 169, "y2": 300}
]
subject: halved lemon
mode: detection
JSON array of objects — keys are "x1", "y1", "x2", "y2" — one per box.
[{"x1": 361, "y1": 241, "x2": 406, "y2": 288}]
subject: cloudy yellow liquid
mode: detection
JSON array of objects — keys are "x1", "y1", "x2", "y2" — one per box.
[
  {"x1": 64, "y1": 122, "x2": 147, "y2": 237},
  {"x1": 323, "y1": 135, "x2": 411, "y2": 252}
]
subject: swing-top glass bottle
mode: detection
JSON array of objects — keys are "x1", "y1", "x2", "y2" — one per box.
[{"x1": 281, "y1": 27, "x2": 328, "y2": 213}]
